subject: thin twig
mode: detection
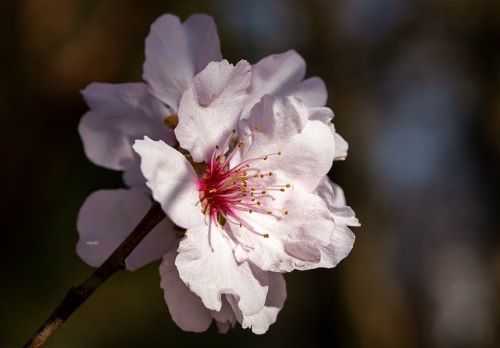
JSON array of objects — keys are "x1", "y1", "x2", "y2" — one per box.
[{"x1": 23, "y1": 202, "x2": 166, "y2": 348}]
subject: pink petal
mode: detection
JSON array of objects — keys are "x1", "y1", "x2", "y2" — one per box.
[
  {"x1": 238, "y1": 95, "x2": 335, "y2": 192},
  {"x1": 176, "y1": 224, "x2": 269, "y2": 315},
  {"x1": 133, "y1": 137, "x2": 204, "y2": 229},
  {"x1": 245, "y1": 50, "x2": 327, "y2": 116},
  {"x1": 175, "y1": 60, "x2": 252, "y2": 162},
  {"x1": 160, "y1": 249, "x2": 213, "y2": 332},
  {"x1": 143, "y1": 14, "x2": 222, "y2": 111},
  {"x1": 79, "y1": 82, "x2": 174, "y2": 176},
  {"x1": 228, "y1": 272, "x2": 286, "y2": 334},
  {"x1": 76, "y1": 189, "x2": 175, "y2": 271}
]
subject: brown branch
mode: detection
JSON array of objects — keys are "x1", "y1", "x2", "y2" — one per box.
[{"x1": 23, "y1": 202, "x2": 166, "y2": 348}]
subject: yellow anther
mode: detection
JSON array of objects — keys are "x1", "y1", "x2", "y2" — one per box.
[
  {"x1": 163, "y1": 114, "x2": 179, "y2": 129},
  {"x1": 209, "y1": 188, "x2": 217, "y2": 193}
]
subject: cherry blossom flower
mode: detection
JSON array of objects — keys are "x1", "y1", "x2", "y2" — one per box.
[
  {"x1": 77, "y1": 12, "x2": 356, "y2": 335},
  {"x1": 133, "y1": 57, "x2": 358, "y2": 333}
]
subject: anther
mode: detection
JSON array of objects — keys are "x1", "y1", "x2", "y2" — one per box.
[{"x1": 263, "y1": 233, "x2": 269, "y2": 238}]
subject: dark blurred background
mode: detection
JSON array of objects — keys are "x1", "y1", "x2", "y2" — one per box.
[{"x1": 1, "y1": 0, "x2": 499, "y2": 347}]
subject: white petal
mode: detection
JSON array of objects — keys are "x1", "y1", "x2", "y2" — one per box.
[
  {"x1": 245, "y1": 50, "x2": 327, "y2": 115},
  {"x1": 133, "y1": 137, "x2": 204, "y2": 229},
  {"x1": 79, "y1": 83, "x2": 174, "y2": 173},
  {"x1": 248, "y1": 50, "x2": 305, "y2": 99},
  {"x1": 239, "y1": 95, "x2": 335, "y2": 192},
  {"x1": 229, "y1": 186, "x2": 335, "y2": 272},
  {"x1": 159, "y1": 249, "x2": 213, "y2": 332},
  {"x1": 300, "y1": 177, "x2": 359, "y2": 270},
  {"x1": 122, "y1": 161, "x2": 147, "y2": 191},
  {"x1": 143, "y1": 14, "x2": 222, "y2": 111},
  {"x1": 210, "y1": 297, "x2": 237, "y2": 333},
  {"x1": 175, "y1": 60, "x2": 252, "y2": 162},
  {"x1": 311, "y1": 224, "x2": 356, "y2": 269},
  {"x1": 228, "y1": 272, "x2": 286, "y2": 334},
  {"x1": 288, "y1": 76, "x2": 327, "y2": 107},
  {"x1": 76, "y1": 189, "x2": 175, "y2": 271},
  {"x1": 315, "y1": 176, "x2": 345, "y2": 208},
  {"x1": 308, "y1": 107, "x2": 349, "y2": 161},
  {"x1": 215, "y1": 321, "x2": 231, "y2": 334},
  {"x1": 315, "y1": 177, "x2": 360, "y2": 226},
  {"x1": 334, "y1": 131, "x2": 349, "y2": 160},
  {"x1": 176, "y1": 224, "x2": 269, "y2": 315}
]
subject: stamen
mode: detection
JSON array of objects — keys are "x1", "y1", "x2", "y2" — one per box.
[{"x1": 197, "y1": 130, "x2": 289, "y2": 240}]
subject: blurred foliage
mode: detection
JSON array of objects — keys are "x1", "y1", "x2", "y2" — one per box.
[{"x1": 1, "y1": 0, "x2": 499, "y2": 347}]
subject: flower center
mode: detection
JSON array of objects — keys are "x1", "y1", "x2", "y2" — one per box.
[{"x1": 197, "y1": 130, "x2": 290, "y2": 238}]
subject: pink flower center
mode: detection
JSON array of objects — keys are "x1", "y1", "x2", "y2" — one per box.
[{"x1": 197, "y1": 131, "x2": 290, "y2": 238}]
